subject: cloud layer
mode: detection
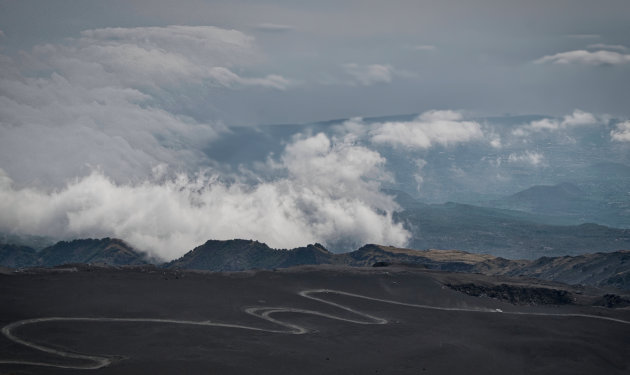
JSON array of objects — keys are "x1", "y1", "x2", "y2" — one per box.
[
  {"x1": 0, "y1": 133, "x2": 410, "y2": 260},
  {"x1": 1, "y1": 21, "x2": 629, "y2": 260},
  {"x1": 343, "y1": 63, "x2": 393, "y2": 86},
  {"x1": 535, "y1": 49, "x2": 630, "y2": 65},
  {"x1": 0, "y1": 25, "x2": 295, "y2": 187},
  {"x1": 0, "y1": 25, "x2": 412, "y2": 257},
  {"x1": 512, "y1": 110, "x2": 598, "y2": 136},
  {"x1": 340, "y1": 110, "x2": 484, "y2": 149},
  {"x1": 611, "y1": 121, "x2": 630, "y2": 142},
  {"x1": 36, "y1": 25, "x2": 289, "y2": 89}
]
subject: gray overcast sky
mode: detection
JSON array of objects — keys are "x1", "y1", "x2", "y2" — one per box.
[{"x1": 1, "y1": 0, "x2": 629, "y2": 125}]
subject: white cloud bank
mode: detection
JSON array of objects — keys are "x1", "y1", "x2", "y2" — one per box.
[
  {"x1": 0, "y1": 25, "x2": 411, "y2": 257},
  {"x1": 0, "y1": 25, "x2": 293, "y2": 186},
  {"x1": 33, "y1": 25, "x2": 291, "y2": 90},
  {"x1": 368, "y1": 110, "x2": 484, "y2": 149},
  {"x1": 0, "y1": 133, "x2": 410, "y2": 260},
  {"x1": 507, "y1": 151, "x2": 545, "y2": 167},
  {"x1": 611, "y1": 121, "x2": 630, "y2": 142},
  {"x1": 0, "y1": 70, "x2": 220, "y2": 185},
  {"x1": 535, "y1": 49, "x2": 630, "y2": 65},
  {"x1": 513, "y1": 110, "x2": 598, "y2": 136}
]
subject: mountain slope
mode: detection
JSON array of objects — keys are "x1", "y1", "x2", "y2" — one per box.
[
  {"x1": 477, "y1": 250, "x2": 630, "y2": 290},
  {"x1": 481, "y1": 179, "x2": 630, "y2": 229},
  {"x1": 0, "y1": 244, "x2": 39, "y2": 268},
  {"x1": 487, "y1": 182, "x2": 604, "y2": 220},
  {"x1": 165, "y1": 240, "x2": 630, "y2": 290},
  {"x1": 166, "y1": 239, "x2": 331, "y2": 271},
  {"x1": 2, "y1": 236, "x2": 629, "y2": 290},
  {"x1": 37, "y1": 238, "x2": 148, "y2": 266},
  {"x1": 396, "y1": 202, "x2": 630, "y2": 259}
]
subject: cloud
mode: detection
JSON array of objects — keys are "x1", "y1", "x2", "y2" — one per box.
[
  {"x1": 507, "y1": 151, "x2": 545, "y2": 167},
  {"x1": 513, "y1": 110, "x2": 598, "y2": 136},
  {"x1": 342, "y1": 63, "x2": 393, "y2": 86},
  {"x1": 587, "y1": 44, "x2": 628, "y2": 52},
  {"x1": 0, "y1": 71, "x2": 222, "y2": 186},
  {"x1": 489, "y1": 136, "x2": 502, "y2": 149},
  {"x1": 561, "y1": 109, "x2": 599, "y2": 127},
  {"x1": 0, "y1": 25, "x2": 295, "y2": 187},
  {"x1": 611, "y1": 121, "x2": 630, "y2": 142},
  {"x1": 410, "y1": 44, "x2": 436, "y2": 51},
  {"x1": 0, "y1": 25, "x2": 410, "y2": 257},
  {"x1": 535, "y1": 49, "x2": 630, "y2": 65},
  {"x1": 0, "y1": 133, "x2": 410, "y2": 260},
  {"x1": 368, "y1": 110, "x2": 484, "y2": 149},
  {"x1": 413, "y1": 159, "x2": 427, "y2": 192},
  {"x1": 566, "y1": 34, "x2": 600, "y2": 39},
  {"x1": 0, "y1": 64, "x2": 222, "y2": 187},
  {"x1": 30, "y1": 25, "x2": 290, "y2": 89},
  {"x1": 255, "y1": 23, "x2": 295, "y2": 32},
  {"x1": 206, "y1": 67, "x2": 291, "y2": 90}
]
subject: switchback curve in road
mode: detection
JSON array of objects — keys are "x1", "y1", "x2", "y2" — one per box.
[{"x1": 1, "y1": 288, "x2": 628, "y2": 370}]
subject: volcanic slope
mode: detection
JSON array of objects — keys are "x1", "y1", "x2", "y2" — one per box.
[
  {"x1": 0, "y1": 238, "x2": 148, "y2": 268},
  {"x1": 165, "y1": 239, "x2": 331, "y2": 271},
  {"x1": 3, "y1": 237, "x2": 630, "y2": 290},
  {"x1": 166, "y1": 240, "x2": 630, "y2": 290},
  {"x1": 0, "y1": 265, "x2": 629, "y2": 374}
]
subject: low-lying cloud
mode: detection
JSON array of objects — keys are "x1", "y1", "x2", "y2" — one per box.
[
  {"x1": 535, "y1": 49, "x2": 630, "y2": 66},
  {"x1": 513, "y1": 110, "x2": 598, "y2": 136},
  {"x1": 0, "y1": 25, "x2": 410, "y2": 257},
  {"x1": 611, "y1": 121, "x2": 630, "y2": 142},
  {"x1": 507, "y1": 151, "x2": 545, "y2": 167},
  {"x1": 368, "y1": 110, "x2": 484, "y2": 149},
  {"x1": 33, "y1": 25, "x2": 290, "y2": 89},
  {"x1": 0, "y1": 69, "x2": 221, "y2": 186},
  {"x1": 0, "y1": 25, "x2": 295, "y2": 187},
  {"x1": 0, "y1": 133, "x2": 410, "y2": 260}
]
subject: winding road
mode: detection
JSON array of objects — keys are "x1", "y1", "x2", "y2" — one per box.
[{"x1": 1, "y1": 288, "x2": 629, "y2": 370}]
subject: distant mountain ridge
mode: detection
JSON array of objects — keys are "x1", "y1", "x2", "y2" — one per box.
[
  {"x1": 395, "y1": 202, "x2": 630, "y2": 259},
  {"x1": 166, "y1": 240, "x2": 630, "y2": 290},
  {"x1": 2, "y1": 237, "x2": 629, "y2": 290},
  {"x1": 0, "y1": 238, "x2": 148, "y2": 268},
  {"x1": 480, "y1": 180, "x2": 630, "y2": 229},
  {"x1": 166, "y1": 239, "x2": 332, "y2": 271}
]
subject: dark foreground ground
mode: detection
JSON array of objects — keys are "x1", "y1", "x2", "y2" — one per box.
[{"x1": 0, "y1": 265, "x2": 629, "y2": 375}]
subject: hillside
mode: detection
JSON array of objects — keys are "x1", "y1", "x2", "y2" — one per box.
[
  {"x1": 396, "y1": 202, "x2": 630, "y2": 259},
  {"x1": 2, "y1": 237, "x2": 629, "y2": 290},
  {"x1": 0, "y1": 244, "x2": 39, "y2": 268},
  {"x1": 164, "y1": 240, "x2": 630, "y2": 290},
  {"x1": 0, "y1": 238, "x2": 148, "y2": 267},
  {"x1": 483, "y1": 182, "x2": 630, "y2": 228},
  {"x1": 478, "y1": 250, "x2": 630, "y2": 290},
  {"x1": 481, "y1": 176, "x2": 630, "y2": 228},
  {"x1": 166, "y1": 239, "x2": 331, "y2": 271},
  {"x1": 3, "y1": 264, "x2": 629, "y2": 374}
]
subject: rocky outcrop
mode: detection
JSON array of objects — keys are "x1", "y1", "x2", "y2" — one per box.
[{"x1": 446, "y1": 283, "x2": 574, "y2": 305}]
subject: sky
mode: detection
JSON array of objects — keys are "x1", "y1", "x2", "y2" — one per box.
[
  {"x1": 1, "y1": 0, "x2": 629, "y2": 124},
  {"x1": 0, "y1": 0, "x2": 629, "y2": 259}
]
